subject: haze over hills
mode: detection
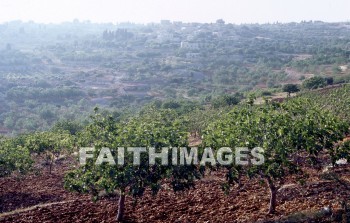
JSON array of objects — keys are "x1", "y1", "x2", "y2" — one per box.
[
  {"x1": 0, "y1": 0, "x2": 350, "y2": 223},
  {"x1": 1, "y1": 1, "x2": 350, "y2": 223},
  {"x1": 0, "y1": 20, "x2": 350, "y2": 134}
]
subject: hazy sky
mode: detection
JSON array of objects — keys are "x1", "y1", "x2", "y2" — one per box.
[{"x1": 0, "y1": 0, "x2": 349, "y2": 24}]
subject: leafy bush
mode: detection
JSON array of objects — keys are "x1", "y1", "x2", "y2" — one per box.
[
  {"x1": 302, "y1": 76, "x2": 327, "y2": 89},
  {"x1": 24, "y1": 131, "x2": 74, "y2": 173},
  {"x1": 211, "y1": 95, "x2": 240, "y2": 108},
  {"x1": 0, "y1": 137, "x2": 33, "y2": 177}
]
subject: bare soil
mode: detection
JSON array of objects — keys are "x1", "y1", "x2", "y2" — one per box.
[{"x1": 0, "y1": 157, "x2": 349, "y2": 223}]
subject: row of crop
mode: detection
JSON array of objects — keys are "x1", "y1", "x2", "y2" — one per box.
[{"x1": 1, "y1": 98, "x2": 350, "y2": 221}]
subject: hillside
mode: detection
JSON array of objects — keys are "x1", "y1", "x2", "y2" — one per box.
[
  {"x1": 1, "y1": 86, "x2": 350, "y2": 222},
  {"x1": 0, "y1": 21, "x2": 350, "y2": 134}
]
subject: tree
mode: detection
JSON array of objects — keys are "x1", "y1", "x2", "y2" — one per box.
[
  {"x1": 211, "y1": 95, "x2": 240, "y2": 108},
  {"x1": 64, "y1": 108, "x2": 202, "y2": 221},
  {"x1": 186, "y1": 108, "x2": 221, "y2": 138},
  {"x1": 0, "y1": 137, "x2": 33, "y2": 177},
  {"x1": 24, "y1": 131, "x2": 74, "y2": 173},
  {"x1": 325, "y1": 77, "x2": 334, "y2": 86},
  {"x1": 302, "y1": 76, "x2": 326, "y2": 89},
  {"x1": 203, "y1": 98, "x2": 348, "y2": 214},
  {"x1": 161, "y1": 100, "x2": 181, "y2": 110},
  {"x1": 216, "y1": 19, "x2": 225, "y2": 24},
  {"x1": 282, "y1": 84, "x2": 300, "y2": 97},
  {"x1": 52, "y1": 120, "x2": 83, "y2": 135}
]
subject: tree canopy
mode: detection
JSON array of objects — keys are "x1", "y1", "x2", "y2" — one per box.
[
  {"x1": 203, "y1": 98, "x2": 349, "y2": 213},
  {"x1": 64, "y1": 108, "x2": 202, "y2": 221}
]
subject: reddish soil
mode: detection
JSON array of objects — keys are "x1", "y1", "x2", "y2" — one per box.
[{"x1": 0, "y1": 157, "x2": 349, "y2": 223}]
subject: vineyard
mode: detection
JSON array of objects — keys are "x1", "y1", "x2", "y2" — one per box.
[
  {"x1": 297, "y1": 84, "x2": 350, "y2": 122},
  {"x1": 1, "y1": 88, "x2": 350, "y2": 222}
]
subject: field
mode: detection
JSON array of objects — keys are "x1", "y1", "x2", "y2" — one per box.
[
  {"x1": 0, "y1": 154, "x2": 349, "y2": 223},
  {"x1": 1, "y1": 84, "x2": 350, "y2": 222},
  {"x1": 1, "y1": 21, "x2": 350, "y2": 223}
]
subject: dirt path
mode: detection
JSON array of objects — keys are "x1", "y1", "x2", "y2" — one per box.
[{"x1": 0, "y1": 200, "x2": 77, "y2": 218}]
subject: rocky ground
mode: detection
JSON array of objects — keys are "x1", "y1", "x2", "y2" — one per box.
[{"x1": 0, "y1": 156, "x2": 349, "y2": 223}]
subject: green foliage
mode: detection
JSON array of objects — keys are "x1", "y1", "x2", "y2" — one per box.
[
  {"x1": 203, "y1": 98, "x2": 348, "y2": 213},
  {"x1": 161, "y1": 100, "x2": 181, "y2": 110},
  {"x1": 260, "y1": 90, "x2": 273, "y2": 96},
  {"x1": 298, "y1": 84, "x2": 350, "y2": 122},
  {"x1": 211, "y1": 95, "x2": 240, "y2": 108},
  {"x1": 325, "y1": 77, "x2": 334, "y2": 85},
  {"x1": 64, "y1": 108, "x2": 202, "y2": 220},
  {"x1": 186, "y1": 108, "x2": 224, "y2": 137},
  {"x1": 144, "y1": 100, "x2": 200, "y2": 115},
  {"x1": 333, "y1": 140, "x2": 350, "y2": 165},
  {"x1": 0, "y1": 137, "x2": 33, "y2": 177},
  {"x1": 2, "y1": 22, "x2": 350, "y2": 134},
  {"x1": 282, "y1": 84, "x2": 300, "y2": 95},
  {"x1": 334, "y1": 75, "x2": 350, "y2": 84},
  {"x1": 24, "y1": 131, "x2": 74, "y2": 173},
  {"x1": 52, "y1": 120, "x2": 83, "y2": 135},
  {"x1": 302, "y1": 76, "x2": 327, "y2": 89},
  {"x1": 6, "y1": 86, "x2": 85, "y2": 103},
  {"x1": 25, "y1": 131, "x2": 74, "y2": 154}
]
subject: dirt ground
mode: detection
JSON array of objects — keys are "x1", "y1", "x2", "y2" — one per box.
[{"x1": 0, "y1": 156, "x2": 349, "y2": 223}]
